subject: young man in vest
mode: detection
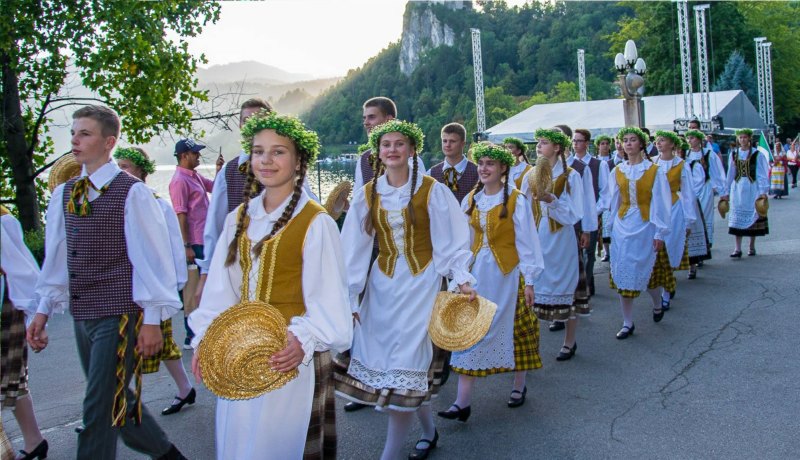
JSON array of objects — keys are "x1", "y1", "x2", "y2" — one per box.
[
  {"x1": 570, "y1": 129, "x2": 609, "y2": 297},
  {"x1": 428, "y1": 122, "x2": 479, "y2": 205},
  {"x1": 28, "y1": 105, "x2": 186, "y2": 459},
  {"x1": 353, "y1": 97, "x2": 426, "y2": 191}
]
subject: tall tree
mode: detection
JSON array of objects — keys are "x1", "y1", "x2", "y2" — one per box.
[
  {"x1": 1, "y1": 0, "x2": 220, "y2": 231},
  {"x1": 713, "y1": 50, "x2": 757, "y2": 104}
]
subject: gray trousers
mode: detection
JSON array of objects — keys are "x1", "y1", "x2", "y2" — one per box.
[
  {"x1": 74, "y1": 316, "x2": 172, "y2": 459},
  {"x1": 583, "y1": 230, "x2": 599, "y2": 292}
]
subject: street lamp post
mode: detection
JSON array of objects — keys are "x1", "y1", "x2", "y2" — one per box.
[{"x1": 615, "y1": 40, "x2": 646, "y2": 128}]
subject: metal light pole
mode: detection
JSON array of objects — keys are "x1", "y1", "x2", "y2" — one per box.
[
  {"x1": 677, "y1": 0, "x2": 694, "y2": 119},
  {"x1": 578, "y1": 49, "x2": 587, "y2": 102},
  {"x1": 694, "y1": 4, "x2": 711, "y2": 121},
  {"x1": 762, "y1": 41, "x2": 774, "y2": 127},
  {"x1": 471, "y1": 28, "x2": 486, "y2": 135},
  {"x1": 614, "y1": 40, "x2": 646, "y2": 128},
  {"x1": 754, "y1": 36, "x2": 767, "y2": 122}
]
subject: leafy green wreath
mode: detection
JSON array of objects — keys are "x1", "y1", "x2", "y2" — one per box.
[
  {"x1": 684, "y1": 129, "x2": 705, "y2": 140},
  {"x1": 655, "y1": 130, "x2": 680, "y2": 147},
  {"x1": 114, "y1": 147, "x2": 156, "y2": 175},
  {"x1": 503, "y1": 137, "x2": 527, "y2": 154},
  {"x1": 240, "y1": 110, "x2": 321, "y2": 161},
  {"x1": 594, "y1": 135, "x2": 613, "y2": 149},
  {"x1": 534, "y1": 128, "x2": 571, "y2": 150},
  {"x1": 368, "y1": 120, "x2": 425, "y2": 154},
  {"x1": 617, "y1": 126, "x2": 647, "y2": 147},
  {"x1": 470, "y1": 142, "x2": 515, "y2": 167}
]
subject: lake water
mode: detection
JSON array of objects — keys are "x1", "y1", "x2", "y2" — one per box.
[{"x1": 148, "y1": 160, "x2": 357, "y2": 206}]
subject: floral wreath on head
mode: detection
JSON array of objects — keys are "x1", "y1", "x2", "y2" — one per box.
[
  {"x1": 240, "y1": 110, "x2": 321, "y2": 162},
  {"x1": 735, "y1": 128, "x2": 754, "y2": 137},
  {"x1": 368, "y1": 120, "x2": 425, "y2": 154},
  {"x1": 469, "y1": 142, "x2": 515, "y2": 167},
  {"x1": 114, "y1": 147, "x2": 156, "y2": 175},
  {"x1": 357, "y1": 143, "x2": 370, "y2": 154},
  {"x1": 679, "y1": 139, "x2": 690, "y2": 151},
  {"x1": 594, "y1": 135, "x2": 613, "y2": 149},
  {"x1": 502, "y1": 137, "x2": 527, "y2": 154},
  {"x1": 534, "y1": 128, "x2": 571, "y2": 151},
  {"x1": 684, "y1": 129, "x2": 705, "y2": 141},
  {"x1": 617, "y1": 126, "x2": 648, "y2": 147},
  {"x1": 655, "y1": 130, "x2": 680, "y2": 147}
]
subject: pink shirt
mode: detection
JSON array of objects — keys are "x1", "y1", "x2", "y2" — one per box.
[{"x1": 168, "y1": 166, "x2": 214, "y2": 245}]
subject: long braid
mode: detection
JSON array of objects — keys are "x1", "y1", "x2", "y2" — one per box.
[
  {"x1": 362, "y1": 156, "x2": 382, "y2": 236},
  {"x1": 406, "y1": 152, "x2": 418, "y2": 227},
  {"x1": 224, "y1": 169, "x2": 256, "y2": 266},
  {"x1": 500, "y1": 168, "x2": 510, "y2": 218},
  {"x1": 465, "y1": 180, "x2": 485, "y2": 217},
  {"x1": 520, "y1": 151, "x2": 530, "y2": 164},
  {"x1": 559, "y1": 146, "x2": 568, "y2": 176},
  {"x1": 253, "y1": 156, "x2": 308, "y2": 257}
]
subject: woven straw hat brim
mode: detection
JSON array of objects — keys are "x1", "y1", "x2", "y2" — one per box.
[
  {"x1": 428, "y1": 292, "x2": 497, "y2": 352},
  {"x1": 324, "y1": 180, "x2": 352, "y2": 220},
  {"x1": 755, "y1": 196, "x2": 769, "y2": 217},
  {"x1": 197, "y1": 301, "x2": 298, "y2": 400},
  {"x1": 718, "y1": 200, "x2": 730, "y2": 219},
  {"x1": 48, "y1": 154, "x2": 82, "y2": 192}
]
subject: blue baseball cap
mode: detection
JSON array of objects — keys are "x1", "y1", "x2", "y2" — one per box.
[{"x1": 175, "y1": 138, "x2": 206, "y2": 155}]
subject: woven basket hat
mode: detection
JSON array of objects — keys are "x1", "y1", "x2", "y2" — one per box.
[
  {"x1": 428, "y1": 292, "x2": 497, "y2": 352},
  {"x1": 48, "y1": 154, "x2": 82, "y2": 191},
  {"x1": 324, "y1": 180, "x2": 352, "y2": 221},
  {"x1": 718, "y1": 200, "x2": 730, "y2": 219},
  {"x1": 197, "y1": 301, "x2": 298, "y2": 400},
  {"x1": 755, "y1": 196, "x2": 769, "y2": 217}
]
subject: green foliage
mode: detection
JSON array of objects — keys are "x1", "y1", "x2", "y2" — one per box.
[
  {"x1": 23, "y1": 228, "x2": 46, "y2": 265},
  {"x1": 303, "y1": 1, "x2": 630, "y2": 154},
  {"x1": 713, "y1": 50, "x2": 757, "y2": 104}
]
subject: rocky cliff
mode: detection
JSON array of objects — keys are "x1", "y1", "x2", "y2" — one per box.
[{"x1": 399, "y1": 1, "x2": 469, "y2": 76}]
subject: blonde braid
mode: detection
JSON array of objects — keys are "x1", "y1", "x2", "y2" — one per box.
[
  {"x1": 500, "y1": 168, "x2": 510, "y2": 219},
  {"x1": 406, "y1": 152, "x2": 418, "y2": 227},
  {"x1": 362, "y1": 156, "x2": 382, "y2": 236}
]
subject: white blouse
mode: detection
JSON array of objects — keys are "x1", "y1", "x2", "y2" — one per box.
[
  {"x1": 189, "y1": 189, "x2": 352, "y2": 361},
  {"x1": 654, "y1": 157, "x2": 698, "y2": 227},
  {"x1": 35, "y1": 161, "x2": 182, "y2": 325},
  {"x1": 606, "y1": 160, "x2": 672, "y2": 241},
  {"x1": 342, "y1": 170, "x2": 474, "y2": 311},
  {"x1": 1, "y1": 214, "x2": 40, "y2": 317}
]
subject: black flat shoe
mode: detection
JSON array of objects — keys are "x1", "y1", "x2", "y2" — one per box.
[
  {"x1": 748, "y1": 249, "x2": 756, "y2": 256},
  {"x1": 653, "y1": 308, "x2": 664, "y2": 323},
  {"x1": 730, "y1": 251, "x2": 742, "y2": 258},
  {"x1": 549, "y1": 321, "x2": 565, "y2": 332},
  {"x1": 162, "y1": 388, "x2": 196, "y2": 415},
  {"x1": 616, "y1": 324, "x2": 635, "y2": 339},
  {"x1": 408, "y1": 429, "x2": 438, "y2": 460},
  {"x1": 687, "y1": 268, "x2": 697, "y2": 280},
  {"x1": 17, "y1": 439, "x2": 48, "y2": 460},
  {"x1": 507, "y1": 386, "x2": 527, "y2": 408},
  {"x1": 668, "y1": 289, "x2": 675, "y2": 300},
  {"x1": 661, "y1": 298, "x2": 671, "y2": 312},
  {"x1": 601, "y1": 255, "x2": 610, "y2": 262},
  {"x1": 556, "y1": 343, "x2": 577, "y2": 361},
  {"x1": 344, "y1": 401, "x2": 368, "y2": 412},
  {"x1": 437, "y1": 404, "x2": 471, "y2": 422}
]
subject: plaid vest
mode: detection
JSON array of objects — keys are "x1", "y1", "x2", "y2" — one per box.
[
  {"x1": 359, "y1": 149, "x2": 377, "y2": 185},
  {"x1": 225, "y1": 156, "x2": 264, "y2": 214},
  {"x1": 429, "y1": 160, "x2": 479, "y2": 204},
  {"x1": 63, "y1": 173, "x2": 140, "y2": 320}
]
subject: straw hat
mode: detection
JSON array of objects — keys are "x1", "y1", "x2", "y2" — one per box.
[
  {"x1": 197, "y1": 301, "x2": 298, "y2": 400},
  {"x1": 755, "y1": 196, "x2": 769, "y2": 217},
  {"x1": 718, "y1": 199, "x2": 730, "y2": 219},
  {"x1": 324, "y1": 180, "x2": 352, "y2": 221},
  {"x1": 48, "y1": 154, "x2": 81, "y2": 191},
  {"x1": 428, "y1": 292, "x2": 497, "y2": 352}
]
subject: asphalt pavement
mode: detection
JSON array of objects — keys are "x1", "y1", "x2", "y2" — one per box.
[{"x1": 4, "y1": 191, "x2": 800, "y2": 459}]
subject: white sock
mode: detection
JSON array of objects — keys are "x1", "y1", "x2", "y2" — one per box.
[
  {"x1": 661, "y1": 289, "x2": 671, "y2": 302},
  {"x1": 382, "y1": 410, "x2": 415, "y2": 460},
  {"x1": 416, "y1": 405, "x2": 436, "y2": 441},
  {"x1": 453, "y1": 375, "x2": 475, "y2": 408},
  {"x1": 621, "y1": 297, "x2": 634, "y2": 327}
]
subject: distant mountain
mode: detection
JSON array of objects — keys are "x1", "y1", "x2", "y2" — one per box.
[{"x1": 197, "y1": 61, "x2": 314, "y2": 85}]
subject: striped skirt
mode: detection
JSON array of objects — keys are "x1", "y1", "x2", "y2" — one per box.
[
  {"x1": 453, "y1": 275, "x2": 542, "y2": 376},
  {"x1": 142, "y1": 319, "x2": 183, "y2": 374},
  {"x1": 304, "y1": 352, "x2": 336, "y2": 459},
  {"x1": 1, "y1": 302, "x2": 28, "y2": 408}
]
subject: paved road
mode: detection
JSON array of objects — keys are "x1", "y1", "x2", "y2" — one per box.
[{"x1": 5, "y1": 193, "x2": 800, "y2": 459}]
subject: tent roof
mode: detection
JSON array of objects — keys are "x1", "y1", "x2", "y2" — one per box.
[{"x1": 486, "y1": 90, "x2": 766, "y2": 143}]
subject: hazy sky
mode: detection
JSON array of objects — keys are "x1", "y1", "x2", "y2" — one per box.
[{"x1": 187, "y1": 0, "x2": 529, "y2": 78}]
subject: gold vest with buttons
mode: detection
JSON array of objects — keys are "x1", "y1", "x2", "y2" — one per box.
[
  {"x1": 666, "y1": 161, "x2": 683, "y2": 205},
  {"x1": 365, "y1": 175, "x2": 435, "y2": 278},
  {"x1": 616, "y1": 162, "x2": 659, "y2": 222},
  {"x1": 531, "y1": 168, "x2": 572, "y2": 233},
  {"x1": 240, "y1": 200, "x2": 326, "y2": 323},
  {"x1": 467, "y1": 189, "x2": 521, "y2": 275}
]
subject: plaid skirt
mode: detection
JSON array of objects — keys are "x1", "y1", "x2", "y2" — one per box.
[
  {"x1": 304, "y1": 352, "x2": 336, "y2": 460},
  {"x1": 142, "y1": 319, "x2": 183, "y2": 374},
  {"x1": 453, "y1": 275, "x2": 542, "y2": 376},
  {"x1": 573, "y1": 234, "x2": 591, "y2": 315},
  {"x1": 648, "y1": 247, "x2": 676, "y2": 292},
  {"x1": 609, "y1": 275, "x2": 641, "y2": 298},
  {"x1": 1, "y1": 302, "x2": 29, "y2": 407},
  {"x1": 729, "y1": 216, "x2": 769, "y2": 237},
  {"x1": 0, "y1": 423, "x2": 11, "y2": 460},
  {"x1": 333, "y1": 344, "x2": 447, "y2": 411},
  {"x1": 676, "y1": 239, "x2": 691, "y2": 270}
]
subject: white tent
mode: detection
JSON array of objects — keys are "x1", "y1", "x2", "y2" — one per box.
[{"x1": 485, "y1": 90, "x2": 765, "y2": 143}]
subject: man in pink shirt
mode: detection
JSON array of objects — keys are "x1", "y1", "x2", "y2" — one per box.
[{"x1": 169, "y1": 138, "x2": 213, "y2": 348}]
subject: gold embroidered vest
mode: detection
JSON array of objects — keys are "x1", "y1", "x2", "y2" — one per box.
[
  {"x1": 467, "y1": 189, "x2": 521, "y2": 275},
  {"x1": 238, "y1": 200, "x2": 326, "y2": 323},
  {"x1": 514, "y1": 164, "x2": 533, "y2": 190},
  {"x1": 365, "y1": 175, "x2": 435, "y2": 278},
  {"x1": 531, "y1": 168, "x2": 572, "y2": 233},
  {"x1": 617, "y1": 163, "x2": 658, "y2": 222},
  {"x1": 666, "y1": 161, "x2": 683, "y2": 205}
]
